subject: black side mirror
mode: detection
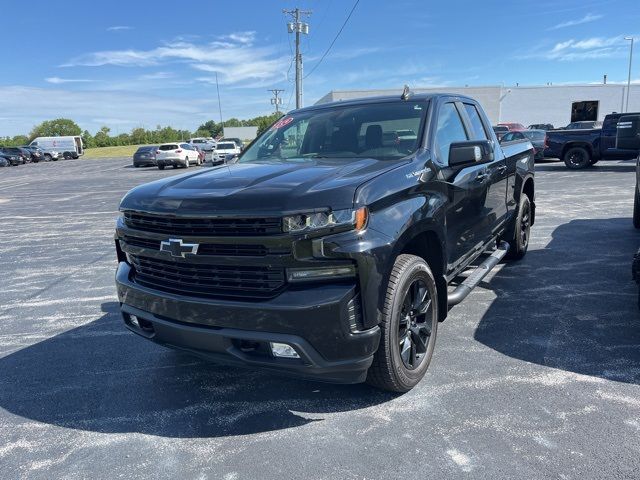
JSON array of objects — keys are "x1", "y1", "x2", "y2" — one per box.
[{"x1": 448, "y1": 140, "x2": 493, "y2": 167}]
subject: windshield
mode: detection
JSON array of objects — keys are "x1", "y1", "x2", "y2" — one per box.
[{"x1": 240, "y1": 101, "x2": 428, "y2": 163}]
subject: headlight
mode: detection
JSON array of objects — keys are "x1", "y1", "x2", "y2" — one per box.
[{"x1": 283, "y1": 207, "x2": 368, "y2": 233}]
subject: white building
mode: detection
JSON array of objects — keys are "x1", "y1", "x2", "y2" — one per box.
[
  {"x1": 223, "y1": 126, "x2": 258, "y2": 141},
  {"x1": 316, "y1": 84, "x2": 640, "y2": 128}
]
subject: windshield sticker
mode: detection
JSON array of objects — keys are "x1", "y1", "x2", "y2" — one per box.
[{"x1": 271, "y1": 116, "x2": 294, "y2": 130}]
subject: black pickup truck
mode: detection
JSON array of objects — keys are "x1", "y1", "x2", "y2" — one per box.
[
  {"x1": 545, "y1": 112, "x2": 640, "y2": 169},
  {"x1": 115, "y1": 92, "x2": 535, "y2": 392}
]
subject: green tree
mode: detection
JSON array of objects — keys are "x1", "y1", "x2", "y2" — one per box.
[
  {"x1": 94, "y1": 126, "x2": 112, "y2": 147},
  {"x1": 130, "y1": 127, "x2": 148, "y2": 145},
  {"x1": 82, "y1": 130, "x2": 95, "y2": 148},
  {"x1": 29, "y1": 118, "x2": 82, "y2": 140}
]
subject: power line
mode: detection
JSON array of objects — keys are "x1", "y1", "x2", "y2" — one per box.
[{"x1": 304, "y1": 0, "x2": 359, "y2": 79}]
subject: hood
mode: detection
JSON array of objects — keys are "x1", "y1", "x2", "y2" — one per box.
[{"x1": 120, "y1": 158, "x2": 407, "y2": 215}]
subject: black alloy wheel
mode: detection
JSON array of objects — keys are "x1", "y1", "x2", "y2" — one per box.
[
  {"x1": 563, "y1": 146, "x2": 591, "y2": 169},
  {"x1": 397, "y1": 279, "x2": 434, "y2": 370}
]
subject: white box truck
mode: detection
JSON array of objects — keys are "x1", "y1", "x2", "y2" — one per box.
[{"x1": 29, "y1": 136, "x2": 84, "y2": 160}]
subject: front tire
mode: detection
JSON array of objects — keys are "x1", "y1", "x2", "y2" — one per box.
[
  {"x1": 563, "y1": 146, "x2": 591, "y2": 169},
  {"x1": 158, "y1": 165, "x2": 165, "y2": 170},
  {"x1": 506, "y1": 195, "x2": 531, "y2": 260},
  {"x1": 184, "y1": 156, "x2": 190, "y2": 168},
  {"x1": 367, "y1": 254, "x2": 438, "y2": 393}
]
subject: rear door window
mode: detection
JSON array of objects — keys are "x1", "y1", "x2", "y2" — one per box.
[
  {"x1": 435, "y1": 102, "x2": 469, "y2": 163},
  {"x1": 463, "y1": 104, "x2": 488, "y2": 140}
]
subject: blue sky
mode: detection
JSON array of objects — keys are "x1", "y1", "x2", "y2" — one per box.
[{"x1": 0, "y1": 0, "x2": 638, "y2": 136}]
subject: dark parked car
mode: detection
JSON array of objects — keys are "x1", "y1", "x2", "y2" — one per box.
[
  {"x1": 20, "y1": 145, "x2": 45, "y2": 162},
  {"x1": 545, "y1": 112, "x2": 640, "y2": 169},
  {"x1": 0, "y1": 148, "x2": 25, "y2": 165},
  {"x1": 132, "y1": 146, "x2": 159, "y2": 167},
  {"x1": 492, "y1": 125, "x2": 509, "y2": 141},
  {"x1": 565, "y1": 121, "x2": 602, "y2": 130},
  {"x1": 0, "y1": 152, "x2": 22, "y2": 166},
  {"x1": 501, "y1": 129, "x2": 547, "y2": 160},
  {"x1": 528, "y1": 123, "x2": 554, "y2": 131},
  {"x1": 115, "y1": 92, "x2": 535, "y2": 392},
  {"x1": 1, "y1": 147, "x2": 29, "y2": 163},
  {"x1": 0, "y1": 156, "x2": 8, "y2": 167}
]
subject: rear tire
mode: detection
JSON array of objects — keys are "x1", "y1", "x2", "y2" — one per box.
[
  {"x1": 184, "y1": 157, "x2": 190, "y2": 168},
  {"x1": 633, "y1": 184, "x2": 640, "y2": 229},
  {"x1": 158, "y1": 165, "x2": 165, "y2": 170},
  {"x1": 506, "y1": 195, "x2": 531, "y2": 260},
  {"x1": 563, "y1": 146, "x2": 591, "y2": 169},
  {"x1": 367, "y1": 254, "x2": 438, "y2": 393}
]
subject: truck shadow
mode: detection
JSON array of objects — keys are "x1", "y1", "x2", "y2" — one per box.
[
  {"x1": 473, "y1": 217, "x2": 640, "y2": 384},
  {"x1": 0, "y1": 302, "x2": 394, "y2": 438},
  {"x1": 535, "y1": 162, "x2": 636, "y2": 173}
]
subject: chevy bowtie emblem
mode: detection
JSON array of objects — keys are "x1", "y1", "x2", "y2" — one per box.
[{"x1": 160, "y1": 238, "x2": 199, "y2": 258}]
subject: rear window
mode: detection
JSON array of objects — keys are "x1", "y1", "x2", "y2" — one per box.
[
  {"x1": 493, "y1": 126, "x2": 508, "y2": 133},
  {"x1": 136, "y1": 146, "x2": 154, "y2": 153},
  {"x1": 217, "y1": 143, "x2": 236, "y2": 150},
  {"x1": 523, "y1": 131, "x2": 545, "y2": 141},
  {"x1": 159, "y1": 144, "x2": 179, "y2": 151}
]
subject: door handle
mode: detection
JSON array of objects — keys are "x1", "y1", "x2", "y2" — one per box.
[
  {"x1": 497, "y1": 165, "x2": 507, "y2": 174},
  {"x1": 475, "y1": 172, "x2": 488, "y2": 181}
]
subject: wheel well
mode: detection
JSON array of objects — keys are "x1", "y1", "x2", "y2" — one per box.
[
  {"x1": 522, "y1": 178, "x2": 535, "y2": 225},
  {"x1": 400, "y1": 231, "x2": 448, "y2": 321}
]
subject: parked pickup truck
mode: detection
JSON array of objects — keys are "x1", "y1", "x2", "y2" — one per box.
[
  {"x1": 115, "y1": 92, "x2": 535, "y2": 392},
  {"x1": 545, "y1": 112, "x2": 640, "y2": 169}
]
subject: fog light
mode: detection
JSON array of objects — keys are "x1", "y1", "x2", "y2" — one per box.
[
  {"x1": 270, "y1": 342, "x2": 300, "y2": 358},
  {"x1": 287, "y1": 265, "x2": 356, "y2": 282}
]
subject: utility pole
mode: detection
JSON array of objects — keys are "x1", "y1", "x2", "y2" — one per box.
[
  {"x1": 283, "y1": 8, "x2": 311, "y2": 109},
  {"x1": 268, "y1": 89, "x2": 285, "y2": 114},
  {"x1": 624, "y1": 37, "x2": 634, "y2": 113},
  {"x1": 215, "y1": 72, "x2": 224, "y2": 134}
]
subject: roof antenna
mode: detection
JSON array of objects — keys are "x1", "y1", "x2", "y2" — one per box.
[{"x1": 401, "y1": 84, "x2": 412, "y2": 101}]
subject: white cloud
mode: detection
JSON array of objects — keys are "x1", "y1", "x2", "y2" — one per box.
[
  {"x1": 45, "y1": 77, "x2": 94, "y2": 84},
  {"x1": 549, "y1": 13, "x2": 602, "y2": 30},
  {"x1": 520, "y1": 35, "x2": 633, "y2": 61},
  {"x1": 106, "y1": 25, "x2": 132, "y2": 32},
  {"x1": 61, "y1": 33, "x2": 289, "y2": 87}
]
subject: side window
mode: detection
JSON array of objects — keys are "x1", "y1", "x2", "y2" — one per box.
[
  {"x1": 515, "y1": 132, "x2": 525, "y2": 140},
  {"x1": 435, "y1": 103, "x2": 469, "y2": 163},
  {"x1": 502, "y1": 133, "x2": 513, "y2": 142},
  {"x1": 463, "y1": 104, "x2": 488, "y2": 140},
  {"x1": 602, "y1": 116, "x2": 617, "y2": 131}
]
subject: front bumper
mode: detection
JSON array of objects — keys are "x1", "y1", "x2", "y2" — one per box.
[{"x1": 115, "y1": 262, "x2": 380, "y2": 383}]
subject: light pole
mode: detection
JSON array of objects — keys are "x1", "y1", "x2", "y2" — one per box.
[{"x1": 625, "y1": 36, "x2": 634, "y2": 112}]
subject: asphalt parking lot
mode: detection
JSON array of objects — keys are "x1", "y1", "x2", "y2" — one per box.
[{"x1": 1, "y1": 157, "x2": 639, "y2": 479}]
